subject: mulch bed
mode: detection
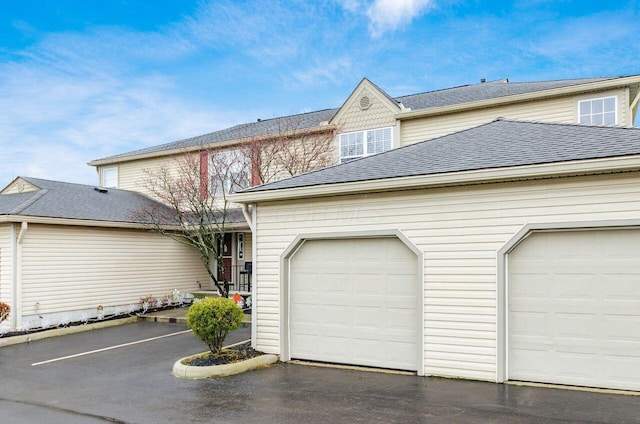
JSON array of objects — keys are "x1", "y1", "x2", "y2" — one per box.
[{"x1": 184, "y1": 342, "x2": 264, "y2": 366}]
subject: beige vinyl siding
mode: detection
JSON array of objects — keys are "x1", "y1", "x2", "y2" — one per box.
[
  {"x1": 2, "y1": 179, "x2": 40, "y2": 194},
  {"x1": 113, "y1": 153, "x2": 198, "y2": 198},
  {"x1": 253, "y1": 171, "x2": 640, "y2": 381},
  {"x1": 401, "y1": 88, "x2": 628, "y2": 146},
  {"x1": 19, "y1": 224, "x2": 209, "y2": 315},
  {"x1": 337, "y1": 87, "x2": 397, "y2": 134},
  {"x1": 0, "y1": 225, "x2": 11, "y2": 308}
]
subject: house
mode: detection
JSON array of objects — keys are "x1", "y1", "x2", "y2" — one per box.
[
  {"x1": 0, "y1": 177, "x2": 210, "y2": 331},
  {"x1": 87, "y1": 75, "x2": 640, "y2": 292},
  {"x1": 231, "y1": 118, "x2": 640, "y2": 392},
  {"x1": 3, "y1": 73, "x2": 639, "y2": 391}
]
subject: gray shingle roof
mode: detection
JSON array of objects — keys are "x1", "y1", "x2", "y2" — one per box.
[
  {"x1": 0, "y1": 177, "x2": 249, "y2": 225},
  {"x1": 396, "y1": 77, "x2": 614, "y2": 110},
  {"x1": 93, "y1": 76, "x2": 625, "y2": 163},
  {"x1": 0, "y1": 177, "x2": 174, "y2": 223},
  {"x1": 93, "y1": 108, "x2": 338, "y2": 162},
  {"x1": 240, "y1": 119, "x2": 640, "y2": 193}
]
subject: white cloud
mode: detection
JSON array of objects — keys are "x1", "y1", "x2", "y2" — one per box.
[{"x1": 366, "y1": 0, "x2": 434, "y2": 38}]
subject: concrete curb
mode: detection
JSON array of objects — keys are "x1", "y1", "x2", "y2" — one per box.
[
  {"x1": 173, "y1": 352, "x2": 279, "y2": 379},
  {"x1": 137, "y1": 315, "x2": 251, "y2": 327},
  {"x1": 0, "y1": 317, "x2": 138, "y2": 348}
]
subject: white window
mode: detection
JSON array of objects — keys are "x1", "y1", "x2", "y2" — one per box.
[
  {"x1": 209, "y1": 150, "x2": 250, "y2": 195},
  {"x1": 101, "y1": 166, "x2": 118, "y2": 188},
  {"x1": 578, "y1": 96, "x2": 617, "y2": 125},
  {"x1": 339, "y1": 127, "x2": 392, "y2": 163}
]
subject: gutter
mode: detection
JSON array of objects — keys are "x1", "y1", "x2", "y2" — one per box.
[
  {"x1": 0, "y1": 215, "x2": 250, "y2": 231},
  {"x1": 630, "y1": 90, "x2": 640, "y2": 124},
  {"x1": 229, "y1": 154, "x2": 640, "y2": 203},
  {"x1": 396, "y1": 75, "x2": 640, "y2": 121}
]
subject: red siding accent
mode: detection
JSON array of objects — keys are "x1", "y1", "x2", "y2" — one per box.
[
  {"x1": 251, "y1": 148, "x2": 261, "y2": 186},
  {"x1": 199, "y1": 151, "x2": 208, "y2": 198}
]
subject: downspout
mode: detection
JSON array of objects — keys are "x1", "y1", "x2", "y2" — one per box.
[
  {"x1": 241, "y1": 203, "x2": 255, "y2": 233},
  {"x1": 250, "y1": 204, "x2": 257, "y2": 348},
  {"x1": 11, "y1": 222, "x2": 27, "y2": 330},
  {"x1": 630, "y1": 90, "x2": 640, "y2": 127}
]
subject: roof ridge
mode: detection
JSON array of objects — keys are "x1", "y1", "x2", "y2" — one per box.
[{"x1": 8, "y1": 189, "x2": 48, "y2": 214}]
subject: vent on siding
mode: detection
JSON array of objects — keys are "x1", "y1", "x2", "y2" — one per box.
[{"x1": 359, "y1": 96, "x2": 371, "y2": 110}]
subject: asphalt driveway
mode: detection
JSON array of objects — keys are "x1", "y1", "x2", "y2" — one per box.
[{"x1": 0, "y1": 321, "x2": 638, "y2": 424}]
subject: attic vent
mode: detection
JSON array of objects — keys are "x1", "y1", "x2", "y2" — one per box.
[
  {"x1": 94, "y1": 187, "x2": 108, "y2": 193},
  {"x1": 359, "y1": 96, "x2": 371, "y2": 110}
]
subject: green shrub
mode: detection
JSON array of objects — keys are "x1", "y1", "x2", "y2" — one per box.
[
  {"x1": 186, "y1": 297, "x2": 244, "y2": 354},
  {"x1": 0, "y1": 302, "x2": 9, "y2": 324}
]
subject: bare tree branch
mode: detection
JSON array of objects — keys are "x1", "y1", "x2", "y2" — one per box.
[{"x1": 135, "y1": 117, "x2": 341, "y2": 297}]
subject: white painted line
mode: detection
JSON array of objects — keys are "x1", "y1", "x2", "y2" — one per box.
[{"x1": 31, "y1": 329, "x2": 193, "y2": 366}]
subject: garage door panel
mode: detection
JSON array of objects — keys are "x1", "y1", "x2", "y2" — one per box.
[
  {"x1": 509, "y1": 229, "x2": 640, "y2": 391},
  {"x1": 290, "y1": 237, "x2": 418, "y2": 371}
]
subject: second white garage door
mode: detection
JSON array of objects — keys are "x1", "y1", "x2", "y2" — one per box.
[
  {"x1": 508, "y1": 229, "x2": 640, "y2": 391},
  {"x1": 289, "y1": 237, "x2": 419, "y2": 371}
]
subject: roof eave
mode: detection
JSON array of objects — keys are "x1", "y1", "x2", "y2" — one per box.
[
  {"x1": 0, "y1": 215, "x2": 250, "y2": 231},
  {"x1": 396, "y1": 75, "x2": 640, "y2": 121},
  {"x1": 229, "y1": 155, "x2": 640, "y2": 204}
]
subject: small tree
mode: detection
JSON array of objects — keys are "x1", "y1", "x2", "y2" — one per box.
[
  {"x1": 186, "y1": 297, "x2": 244, "y2": 354},
  {"x1": 139, "y1": 149, "x2": 250, "y2": 298},
  {"x1": 0, "y1": 302, "x2": 9, "y2": 324},
  {"x1": 138, "y1": 118, "x2": 340, "y2": 297},
  {"x1": 242, "y1": 116, "x2": 339, "y2": 185}
]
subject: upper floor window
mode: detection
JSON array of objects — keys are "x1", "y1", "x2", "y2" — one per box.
[
  {"x1": 339, "y1": 127, "x2": 392, "y2": 163},
  {"x1": 209, "y1": 150, "x2": 250, "y2": 195},
  {"x1": 101, "y1": 166, "x2": 118, "y2": 188},
  {"x1": 578, "y1": 96, "x2": 617, "y2": 125}
]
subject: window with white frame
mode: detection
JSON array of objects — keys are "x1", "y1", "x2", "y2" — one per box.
[
  {"x1": 101, "y1": 166, "x2": 118, "y2": 188},
  {"x1": 209, "y1": 150, "x2": 250, "y2": 195},
  {"x1": 339, "y1": 127, "x2": 392, "y2": 163},
  {"x1": 578, "y1": 96, "x2": 617, "y2": 125}
]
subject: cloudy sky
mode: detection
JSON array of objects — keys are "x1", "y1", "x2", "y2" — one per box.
[{"x1": 1, "y1": 0, "x2": 638, "y2": 185}]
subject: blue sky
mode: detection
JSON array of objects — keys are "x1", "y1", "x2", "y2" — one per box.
[{"x1": 1, "y1": 0, "x2": 638, "y2": 185}]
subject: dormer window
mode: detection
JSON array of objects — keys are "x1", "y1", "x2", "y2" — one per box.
[
  {"x1": 339, "y1": 127, "x2": 392, "y2": 163},
  {"x1": 578, "y1": 96, "x2": 617, "y2": 125},
  {"x1": 101, "y1": 166, "x2": 118, "y2": 188}
]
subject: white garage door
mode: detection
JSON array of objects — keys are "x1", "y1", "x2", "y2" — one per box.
[
  {"x1": 289, "y1": 237, "x2": 419, "y2": 371},
  {"x1": 509, "y1": 229, "x2": 640, "y2": 391}
]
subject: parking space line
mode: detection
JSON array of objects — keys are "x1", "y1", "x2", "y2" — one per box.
[{"x1": 31, "y1": 329, "x2": 193, "y2": 366}]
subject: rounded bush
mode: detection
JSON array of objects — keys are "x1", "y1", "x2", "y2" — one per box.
[{"x1": 186, "y1": 297, "x2": 244, "y2": 354}]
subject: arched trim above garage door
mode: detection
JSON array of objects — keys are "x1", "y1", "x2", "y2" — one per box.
[
  {"x1": 497, "y1": 219, "x2": 640, "y2": 384},
  {"x1": 280, "y1": 229, "x2": 425, "y2": 375}
]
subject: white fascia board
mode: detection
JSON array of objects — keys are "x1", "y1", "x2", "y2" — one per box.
[
  {"x1": 0, "y1": 215, "x2": 250, "y2": 231},
  {"x1": 396, "y1": 76, "x2": 640, "y2": 121},
  {"x1": 230, "y1": 155, "x2": 640, "y2": 203}
]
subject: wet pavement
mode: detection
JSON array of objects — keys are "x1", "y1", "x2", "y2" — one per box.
[{"x1": 0, "y1": 321, "x2": 638, "y2": 423}]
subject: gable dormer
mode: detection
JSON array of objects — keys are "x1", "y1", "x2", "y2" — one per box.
[
  {"x1": 1, "y1": 177, "x2": 41, "y2": 195},
  {"x1": 330, "y1": 78, "x2": 402, "y2": 163}
]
